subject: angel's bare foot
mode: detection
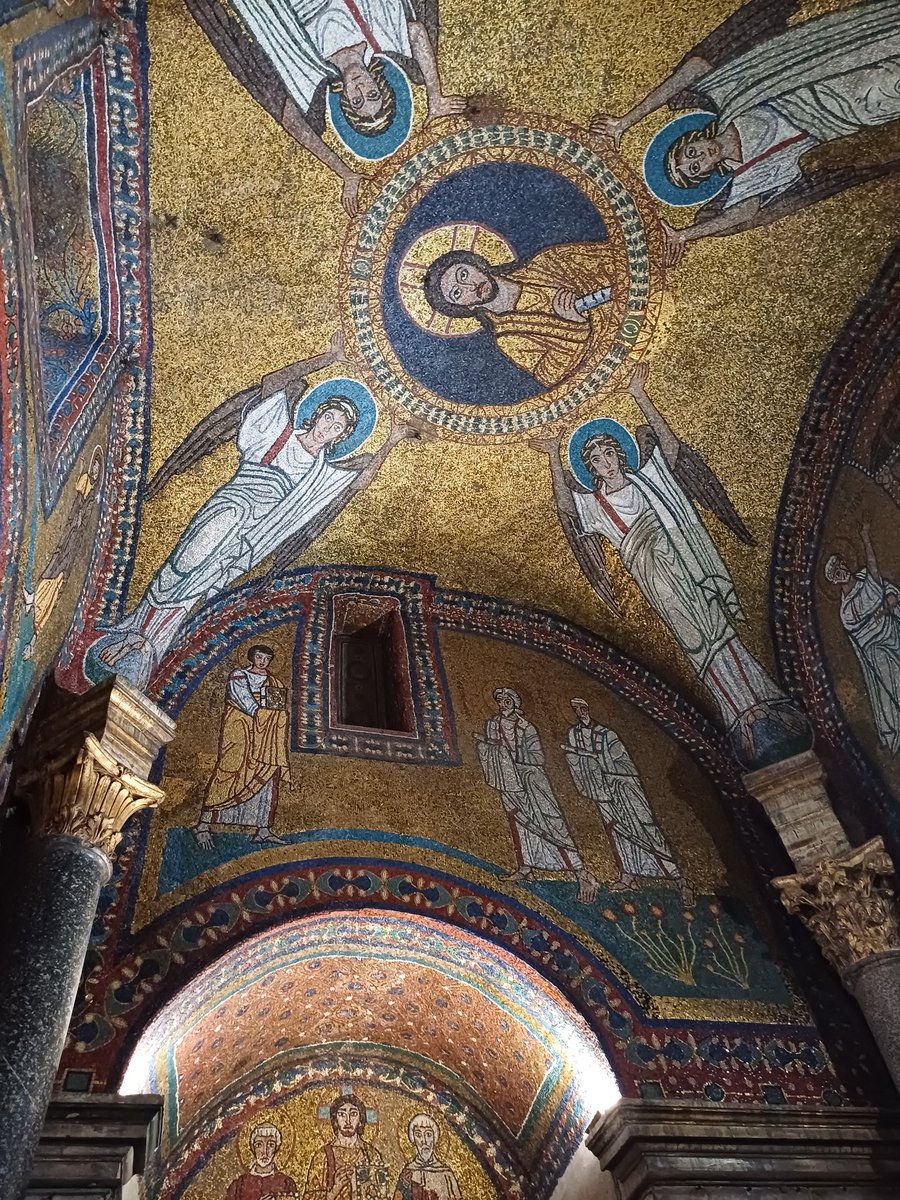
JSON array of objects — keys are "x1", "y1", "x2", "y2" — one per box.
[
  {"x1": 98, "y1": 633, "x2": 144, "y2": 668},
  {"x1": 502, "y1": 865, "x2": 534, "y2": 883},
  {"x1": 252, "y1": 827, "x2": 285, "y2": 844},
  {"x1": 193, "y1": 825, "x2": 214, "y2": 850},
  {"x1": 576, "y1": 869, "x2": 599, "y2": 904}
]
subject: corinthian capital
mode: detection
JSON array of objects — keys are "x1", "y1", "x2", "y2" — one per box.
[
  {"x1": 13, "y1": 676, "x2": 175, "y2": 865},
  {"x1": 773, "y1": 838, "x2": 900, "y2": 976},
  {"x1": 23, "y1": 734, "x2": 164, "y2": 862}
]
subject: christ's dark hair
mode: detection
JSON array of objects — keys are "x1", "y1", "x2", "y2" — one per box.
[{"x1": 329, "y1": 1092, "x2": 366, "y2": 1136}]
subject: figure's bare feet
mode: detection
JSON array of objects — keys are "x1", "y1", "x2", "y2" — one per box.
[
  {"x1": 252, "y1": 827, "x2": 286, "y2": 845},
  {"x1": 502, "y1": 865, "x2": 534, "y2": 883},
  {"x1": 193, "y1": 826, "x2": 214, "y2": 850},
  {"x1": 576, "y1": 869, "x2": 599, "y2": 904},
  {"x1": 98, "y1": 633, "x2": 144, "y2": 668}
]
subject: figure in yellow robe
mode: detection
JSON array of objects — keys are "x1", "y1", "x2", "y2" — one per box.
[
  {"x1": 304, "y1": 1093, "x2": 387, "y2": 1200},
  {"x1": 422, "y1": 242, "x2": 613, "y2": 388},
  {"x1": 194, "y1": 644, "x2": 289, "y2": 848}
]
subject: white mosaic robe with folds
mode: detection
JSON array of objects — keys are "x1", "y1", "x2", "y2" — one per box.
[
  {"x1": 699, "y1": 0, "x2": 900, "y2": 207},
  {"x1": 477, "y1": 712, "x2": 584, "y2": 874},
  {"x1": 572, "y1": 447, "x2": 784, "y2": 726},
  {"x1": 229, "y1": 0, "x2": 414, "y2": 111},
  {"x1": 840, "y1": 568, "x2": 900, "y2": 755},
  {"x1": 107, "y1": 389, "x2": 355, "y2": 684},
  {"x1": 564, "y1": 720, "x2": 679, "y2": 881}
]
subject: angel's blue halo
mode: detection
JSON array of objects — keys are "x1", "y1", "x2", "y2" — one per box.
[
  {"x1": 568, "y1": 419, "x2": 640, "y2": 490},
  {"x1": 643, "y1": 110, "x2": 730, "y2": 208},
  {"x1": 327, "y1": 58, "x2": 413, "y2": 162},
  {"x1": 294, "y1": 377, "x2": 377, "y2": 460}
]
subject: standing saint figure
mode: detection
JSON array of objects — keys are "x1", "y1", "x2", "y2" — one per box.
[
  {"x1": 225, "y1": 1122, "x2": 298, "y2": 1200},
  {"x1": 304, "y1": 1092, "x2": 386, "y2": 1200},
  {"x1": 475, "y1": 687, "x2": 599, "y2": 903},
  {"x1": 393, "y1": 1114, "x2": 461, "y2": 1200},
  {"x1": 95, "y1": 332, "x2": 421, "y2": 688},
  {"x1": 195, "y1": 644, "x2": 290, "y2": 848},
  {"x1": 422, "y1": 243, "x2": 613, "y2": 388},
  {"x1": 591, "y1": 0, "x2": 900, "y2": 263},
  {"x1": 563, "y1": 698, "x2": 682, "y2": 892},
  {"x1": 824, "y1": 523, "x2": 900, "y2": 755},
  {"x1": 185, "y1": 0, "x2": 465, "y2": 214},
  {"x1": 22, "y1": 444, "x2": 103, "y2": 660},
  {"x1": 534, "y1": 363, "x2": 808, "y2": 765}
]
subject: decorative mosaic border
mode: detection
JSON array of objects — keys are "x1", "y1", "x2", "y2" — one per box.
[
  {"x1": 769, "y1": 245, "x2": 900, "y2": 846},
  {"x1": 0, "y1": 157, "x2": 27, "y2": 720},
  {"x1": 56, "y1": 0, "x2": 153, "y2": 689},
  {"x1": 342, "y1": 114, "x2": 664, "y2": 440},
  {"x1": 293, "y1": 569, "x2": 460, "y2": 764},
  {"x1": 13, "y1": 19, "x2": 129, "y2": 513}
]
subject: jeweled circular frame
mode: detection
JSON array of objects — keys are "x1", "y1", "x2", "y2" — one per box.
[{"x1": 340, "y1": 112, "x2": 666, "y2": 443}]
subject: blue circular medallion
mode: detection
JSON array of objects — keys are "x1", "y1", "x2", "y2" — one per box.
[
  {"x1": 568, "y1": 418, "x2": 639, "y2": 490},
  {"x1": 643, "y1": 111, "x2": 730, "y2": 208},
  {"x1": 294, "y1": 377, "x2": 377, "y2": 459},
  {"x1": 327, "y1": 58, "x2": 413, "y2": 162}
]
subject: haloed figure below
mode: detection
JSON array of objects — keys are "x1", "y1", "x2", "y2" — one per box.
[
  {"x1": 476, "y1": 687, "x2": 599, "y2": 902},
  {"x1": 194, "y1": 644, "x2": 290, "y2": 849}
]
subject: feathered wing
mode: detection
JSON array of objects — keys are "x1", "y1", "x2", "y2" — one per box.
[
  {"x1": 145, "y1": 383, "x2": 260, "y2": 502},
  {"x1": 695, "y1": 154, "x2": 900, "y2": 232},
  {"x1": 183, "y1": 0, "x2": 439, "y2": 132},
  {"x1": 636, "y1": 425, "x2": 755, "y2": 545},
  {"x1": 556, "y1": 472, "x2": 621, "y2": 617},
  {"x1": 669, "y1": 0, "x2": 799, "y2": 110}
]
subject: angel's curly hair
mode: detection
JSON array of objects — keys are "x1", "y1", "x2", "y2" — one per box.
[{"x1": 581, "y1": 433, "x2": 629, "y2": 478}]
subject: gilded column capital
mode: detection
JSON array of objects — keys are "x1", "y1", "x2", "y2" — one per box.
[
  {"x1": 22, "y1": 734, "x2": 164, "y2": 863},
  {"x1": 773, "y1": 837, "x2": 900, "y2": 976}
]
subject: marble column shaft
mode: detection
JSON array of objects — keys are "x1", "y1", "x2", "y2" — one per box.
[
  {"x1": 0, "y1": 678, "x2": 174, "y2": 1200},
  {"x1": 0, "y1": 836, "x2": 111, "y2": 1200}
]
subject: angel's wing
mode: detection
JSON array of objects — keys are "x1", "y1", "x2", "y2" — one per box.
[
  {"x1": 669, "y1": 0, "x2": 799, "y2": 110},
  {"x1": 559, "y1": 508, "x2": 621, "y2": 617},
  {"x1": 636, "y1": 425, "x2": 755, "y2": 545},
  {"x1": 696, "y1": 155, "x2": 900, "y2": 232},
  {"x1": 145, "y1": 383, "x2": 259, "y2": 502},
  {"x1": 184, "y1": 0, "x2": 292, "y2": 126}
]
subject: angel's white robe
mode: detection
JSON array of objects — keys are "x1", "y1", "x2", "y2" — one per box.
[
  {"x1": 477, "y1": 713, "x2": 583, "y2": 874},
  {"x1": 572, "y1": 448, "x2": 783, "y2": 725},
  {"x1": 839, "y1": 568, "x2": 900, "y2": 754},
  {"x1": 230, "y1": 0, "x2": 414, "y2": 113},
  {"x1": 564, "y1": 721, "x2": 679, "y2": 881},
  {"x1": 700, "y1": 0, "x2": 900, "y2": 207},
  {"x1": 104, "y1": 390, "x2": 355, "y2": 686}
]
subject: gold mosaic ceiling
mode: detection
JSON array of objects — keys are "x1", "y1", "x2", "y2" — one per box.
[{"x1": 137, "y1": 0, "x2": 900, "y2": 707}]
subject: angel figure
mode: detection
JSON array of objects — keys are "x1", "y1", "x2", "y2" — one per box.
[
  {"x1": 533, "y1": 363, "x2": 808, "y2": 762},
  {"x1": 184, "y1": 0, "x2": 465, "y2": 215},
  {"x1": 591, "y1": 0, "x2": 900, "y2": 265},
  {"x1": 95, "y1": 331, "x2": 421, "y2": 688}
]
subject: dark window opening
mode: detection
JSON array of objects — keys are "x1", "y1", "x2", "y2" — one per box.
[{"x1": 332, "y1": 597, "x2": 416, "y2": 735}]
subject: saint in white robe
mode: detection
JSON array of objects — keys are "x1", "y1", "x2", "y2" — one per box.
[
  {"x1": 230, "y1": 0, "x2": 414, "y2": 114},
  {"x1": 839, "y1": 568, "x2": 900, "y2": 754},
  {"x1": 103, "y1": 389, "x2": 356, "y2": 686},
  {"x1": 699, "y1": 0, "x2": 900, "y2": 207},
  {"x1": 477, "y1": 713, "x2": 583, "y2": 874},
  {"x1": 572, "y1": 448, "x2": 784, "y2": 726},
  {"x1": 564, "y1": 721, "x2": 679, "y2": 882},
  {"x1": 393, "y1": 1157, "x2": 462, "y2": 1200}
]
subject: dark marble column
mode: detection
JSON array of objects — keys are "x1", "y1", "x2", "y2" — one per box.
[
  {"x1": 0, "y1": 678, "x2": 174, "y2": 1200},
  {"x1": 0, "y1": 837, "x2": 111, "y2": 1200}
]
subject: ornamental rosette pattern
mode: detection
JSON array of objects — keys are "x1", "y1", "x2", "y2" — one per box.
[{"x1": 773, "y1": 838, "x2": 900, "y2": 975}]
